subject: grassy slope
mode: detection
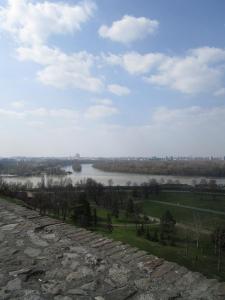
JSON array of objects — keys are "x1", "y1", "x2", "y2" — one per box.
[
  {"x1": 96, "y1": 225, "x2": 225, "y2": 281},
  {"x1": 94, "y1": 192, "x2": 225, "y2": 280},
  {"x1": 143, "y1": 192, "x2": 225, "y2": 230},
  {"x1": 149, "y1": 191, "x2": 225, "y2": 211}
]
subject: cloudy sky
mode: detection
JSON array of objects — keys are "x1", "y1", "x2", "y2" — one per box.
[{"x1": 0, "y1": 0, "x2": 225, "y2": 157}]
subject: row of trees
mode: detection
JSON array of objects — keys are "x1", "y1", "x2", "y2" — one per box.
[
  {"x1": 93, "y1": 159, "x2": 225, "y2": 177},
  {"x1": 0, "y1": 158, "x2": 74, "y2": 176},
  {"x1": 136, "y1": 210, "x2": 176, "y2": 245},
  {"x1": 0, "y1": 177, "x2": 145, "y2": 228}
]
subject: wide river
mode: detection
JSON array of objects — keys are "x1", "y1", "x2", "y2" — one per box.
[{"x1": 2, "y1": 164, "x2": 225, "y2": 186}]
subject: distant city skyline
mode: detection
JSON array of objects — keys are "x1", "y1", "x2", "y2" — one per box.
[{"x1": 0, "y1": 0, "x2": 225, "y2": 157}]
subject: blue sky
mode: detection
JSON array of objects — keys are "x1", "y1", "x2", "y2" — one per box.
[{"x1": 0, "y1": 0, "x2": 225, "y2": 157}]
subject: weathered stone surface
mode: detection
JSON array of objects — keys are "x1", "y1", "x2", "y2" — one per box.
[
  {"x1": 108, "y1": 263, "x2": 131, "y2": 287},
  {"x1": 42, "y1": 233, "x2": 56, "y2": 240},
  {"x1": 16, "y1": 239, "x2": 24, "y2": 247},
  {"x1": 134, "y1": 278, "x2": 151, "y2": 291},
  {"x1": 6, "y1": 278, "x2": 22, "y2": 291},
  {"x1": 105, "y1": 285, "x2": 137, "y2": 300},
  {"x1": 1, "y1": 223, "x2": 18, "y2": 231},
  {"x1": 66, "y1": 266, "x2": 94, "y2": 282},
  {"x1": 67, "y1": 288, "x2": 88, "y2": 296},
  {"x1": 24, "y1": 247, "x2": 41, "y2": 258},
  {"x1": 95, "y1": 297, "x2": 105, "y2": 300},
  {"x1": 0, "y1": 231, "x2": 5, "y2": 241},
  {"x1": 9, "y1": 267, "x2": 32, "y2": 276},
  {"x1": 133, "y1": 293, "x2": 156, "y2": 300},
  {"x1": 23, "y1": 289, "x2": 42, "y2": 300},
  {"x1": 41, "y1": 279, "x2": 64, "y2": 295},
  {"x1": 54, "y1": 296, "x2": 72, "y2": 300},
  {"x1": 61, "y1": 252, "x2": 79, "y2": 269},
  {"x1": 0, "y1": 198, "x2": 224, "y2": 300},
  {"x1": 27, "y1": 230, "x2": 49, "y2": 247}
]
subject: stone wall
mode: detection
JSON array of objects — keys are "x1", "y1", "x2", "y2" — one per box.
[{"x1": 0, "y1": 198, "x2": 225, "y2": 299}]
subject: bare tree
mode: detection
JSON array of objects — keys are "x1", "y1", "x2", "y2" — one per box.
[{"x1": 193, "y1": 212, "x2": 201, "y2": 249}]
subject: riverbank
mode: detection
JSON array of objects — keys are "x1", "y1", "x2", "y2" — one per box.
[
  {"x1": 3, "y1": 163, "x2": 225, "y2": 186},
  {"x1": 93, "y1": 159, "x2": 225, "y2": 178}
]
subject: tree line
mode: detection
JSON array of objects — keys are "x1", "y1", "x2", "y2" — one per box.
[
  {"x1": 93, "y1": 159, "x2": 225, "y2": 177},
  {"x1": 0, "y1": 158, "x2": 74, "y2": 176}
]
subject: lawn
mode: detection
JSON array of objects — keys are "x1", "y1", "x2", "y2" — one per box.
[
  {"x1": 143, "y1": 191, "x2": 225, "y2": 231},
  {"x1": 92, "y1": 191, "x2": 225, "y2": 281},
  {"x1": 92, "y1": 206, "x2": 137, "y2": 225},
  {"x1": 148, "y1": 191, "x2": 225, "y2": 212}
]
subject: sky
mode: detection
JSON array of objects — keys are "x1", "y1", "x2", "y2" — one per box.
[{"x1": 0, "y1": 0, "x2": 225, "y2": 157}]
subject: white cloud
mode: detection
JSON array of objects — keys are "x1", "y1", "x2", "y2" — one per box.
[
  {"x1": 0, "y1": 0, "x2": 96, "y2": 46},
  {"x1": 95, "y1": 105, "x2": 225, "y2": 157},
  {"x1": 146, "y1": 47, "x2": 225, "y2": 95},
  {"x1": 0, "y1": 108, "x2": 24, "y2": 118},
  {"x1": 85, "y1": 96, "x2": 118, "y2": 120},
  {"x1": 17, "y1": 45, "x2": 103, "y2": 92},
  {"x1": 99, "y1": 15, "x2": 158, "y2": 44},
  {"x1": 27, "y1": 108, "x2": 79, "y2": 119},
  {"x1": 0, "y1": 1, "x2": 102, "y2": 93},
  {"x1": 27, "y1": 120, "x2": 45, "y2": 128},
  {"x1": 85, "y1": 104, "x2": 119, "y2": 120},
  {"x1": 83, "y1": 105, "x2": 225, "y2": 156},
  {"x1": 151, "y1": 106, "x2": 205, "y2": 125},
  {"x1": 2, "y1": 104, "x2": 225, "y2": 157},
  {"x1": 108, "y1": 84, "x2": 131, "y2": 96},
  {"x1": 144, "y1": 105, "x2": 225, "y2": 155},
  {"x1": 11, "y1": 101, "x2": 25, "y2": 109},
  {"x1": 103, "y1": 52, "x2": 166, "y2": 75},
  {"x1": 214, "y1": 88, "x2": 225, "y2": 97},
  {"x1": 104, "y1": 47, "x2": 225, "y2": 95},
  {"x1": 17, "y1": 44, "x2": 63, "y2": 65},
  {"x1": 0, "y1": 107, "x2": 78, "y2": 120},
  {"x1": 92, "y1": 98, "x2": 113, "y2": 105},
  {"x1": 48, "y1": 109, "x2": 78, "y2": 119}
]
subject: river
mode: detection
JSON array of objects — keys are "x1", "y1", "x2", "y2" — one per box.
[{"x1": 2, "y1": 164, "x2": 225, "y2": 186}]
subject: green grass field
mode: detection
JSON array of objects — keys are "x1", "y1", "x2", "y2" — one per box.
[
  {"x1": 93, "y1": 191, "x2": 225, "y2": 281},
  {"x1": 143, "y1": 191, "x2": 225, "y2": 230},
  {"x1": 95, "y1": 207, "x2": 131, "y2": 224},
  {"x1": 148, "y1": 191, "x2": 225, "y2": 211}
]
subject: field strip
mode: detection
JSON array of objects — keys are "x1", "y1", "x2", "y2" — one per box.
[{"x1": 149, "y1": 200, "x2": 225, "y2": 216}]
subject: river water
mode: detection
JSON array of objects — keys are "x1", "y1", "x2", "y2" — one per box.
[{"x1": 2, "y1": 164, "x2": 225, "y2": 186}]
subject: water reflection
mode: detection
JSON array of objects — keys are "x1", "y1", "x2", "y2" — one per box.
[{"x1": 2, "y1": 164, "x2": 225, "y2": 186}]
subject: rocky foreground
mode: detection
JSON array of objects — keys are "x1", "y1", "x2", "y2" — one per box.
[{"x1": 0, "y1": 199, "x2": 225, "y2": 300}]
